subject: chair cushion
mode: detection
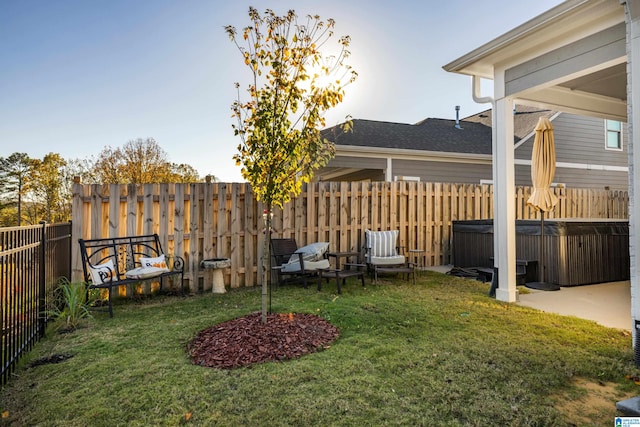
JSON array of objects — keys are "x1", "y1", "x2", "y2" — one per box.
[
  {"x1": 366, "y1": 230, "x2": 399, "y2": 257},
  {"x1": 370, "y1": 255, "x2": 406, "y2": 266},
  {"x1": 294, "y1": 242, "x2": 330, "y2": 262},
  {"x1": 282, "y1": 258, "x2": 330, "y2": 273},
  {"x1": 281, "y1": 242, "x2": 329, "y2": 272}
]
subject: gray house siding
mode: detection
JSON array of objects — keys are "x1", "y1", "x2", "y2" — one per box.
[
  {"x1": 318, "y1": 110, "x2": 628, "y2": 188},
  {"x1": 320, "y1": 156, "x2": 386, "y2": 181},
  {"x1": 514, "y1": 113, "x2": 628, "y2": 190},
  {"x1": 515, "y1": 113, "x2": 628, "y2": 167},
  {"x1": 515, "y1": 165, "x2": 628, "y2": 190},
  {"x1": 391, "y1": 159, "x2": 491, "y2": 183},
  {"x1": 326, "y1": 156, "x2": 386, "y2": 169},
  {"x1": 323, "y1": 156, "x2": 493, "y2": 184}
]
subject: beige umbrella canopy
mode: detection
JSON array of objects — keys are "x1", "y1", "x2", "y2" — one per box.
[
  {"x1": 525, "y1": 117, "x2": 560, "y2": 291},
  {"x1": 527, "y1": 117, "x2": 558, "y2": 212}
]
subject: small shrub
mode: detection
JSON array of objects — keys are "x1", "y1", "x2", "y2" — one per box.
[{"x1": 45, "y1": 278, "x2": 93, "y2": 331}]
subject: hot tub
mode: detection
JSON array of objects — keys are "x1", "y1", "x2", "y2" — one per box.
[{"x1": 452, "y1": 219, "x2": 629, "y2": 286}]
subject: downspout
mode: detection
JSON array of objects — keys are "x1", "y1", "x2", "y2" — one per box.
[
  {"x1": 471, "y1": 75, "x2": 503, "y2": 297},
  {"x1": 472, "y1": 75, "x2": 494, "y2": 104}
]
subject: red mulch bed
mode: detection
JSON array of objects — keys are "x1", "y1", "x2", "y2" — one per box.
[{"x1": 187, "y1": 312, "x2": 339, "y2": 369}]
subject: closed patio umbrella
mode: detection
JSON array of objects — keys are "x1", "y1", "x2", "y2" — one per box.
[{"x1": 526, "y1": 117, "x2": 560, "y2": 291}]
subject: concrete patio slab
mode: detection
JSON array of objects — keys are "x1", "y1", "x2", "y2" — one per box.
[
  {"x1": 425, "y1": 265, "x2": 632, "y2": 331},
  {"x1": 517, "y1": 281, "x2": 631, "y2": 331}
]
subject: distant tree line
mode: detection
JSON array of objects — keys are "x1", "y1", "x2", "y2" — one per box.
[{"x1": 0, "y1": 138, "x2": 211, "y2": 227}]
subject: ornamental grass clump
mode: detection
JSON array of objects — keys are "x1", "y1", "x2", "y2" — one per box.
[{"x1": 45, "y1": 278, "x2": 93, "y2": 331}]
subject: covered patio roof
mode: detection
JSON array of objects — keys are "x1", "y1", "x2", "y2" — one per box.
[
  {"x1": 443, "y1": 0, "x2": 639, "y2": 337},
  {"x1": 444, "y1": 0, "x2": 626, "y2": 121}
]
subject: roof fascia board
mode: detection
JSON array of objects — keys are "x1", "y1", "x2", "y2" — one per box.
[
  {"x1": 514, "y1": 157, "x2": 628, "y2": 172},
  {"x1": 443, "y1": 0, "x2": 622, "y2": 78},
  {"x1": 505, "y1": 22, "x2": 626, "y2": 95},
  {"x1": 335, "y1": 145, "x2": 492, "y2": 164}
]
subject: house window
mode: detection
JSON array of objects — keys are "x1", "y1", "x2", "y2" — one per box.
[{"x1": 605, "y1": 120, "x2": 622, "y2": 150}]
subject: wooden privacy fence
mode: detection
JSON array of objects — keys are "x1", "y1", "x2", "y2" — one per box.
[{"x1": 70, "y1": 181, "x2": 628, "y2": 292}]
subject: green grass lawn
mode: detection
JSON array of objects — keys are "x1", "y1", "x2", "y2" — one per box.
[{"x1": 1, "y1": 271, "x2": 638, "y2": 426}]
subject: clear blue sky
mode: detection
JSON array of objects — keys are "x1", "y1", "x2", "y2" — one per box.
[{"x1": 0, "y1": 0, "x2": 565, "y2": 182}]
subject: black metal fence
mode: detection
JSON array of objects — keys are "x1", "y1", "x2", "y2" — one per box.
[{"x1": 1, "y1": 222, "x2": 72, "y2": 386}]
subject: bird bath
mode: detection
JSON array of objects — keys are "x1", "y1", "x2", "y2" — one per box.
[{"x1": 200, "y1": 258, "x2": 231, "y2": 293}]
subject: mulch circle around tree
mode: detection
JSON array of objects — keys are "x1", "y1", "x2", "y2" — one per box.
[{"x1": 187, "y1": 312, "x2": 339, "y2": 369}]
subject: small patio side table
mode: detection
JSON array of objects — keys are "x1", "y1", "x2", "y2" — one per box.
[{"x1": 317, "y1": 251, "x2": 366, "y2": 294}]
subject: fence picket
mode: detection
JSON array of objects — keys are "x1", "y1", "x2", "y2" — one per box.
[{"x1": 349, "y1": 182, "x2": 359, "y2": 252}]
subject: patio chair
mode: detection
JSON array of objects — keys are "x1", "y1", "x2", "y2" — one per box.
[
  {"x1": 270, "y1": 238, "x2": 330, "y2": 288},
  {"x1": 364, "y1": 229, "x2": 416, "y2": 284}
]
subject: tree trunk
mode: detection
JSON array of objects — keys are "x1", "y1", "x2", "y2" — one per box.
[
  {"x1": 261, "y1": 203, "x2": 272, "y2": 324},
  {"x1": 17, "y1": 176, "x2": 22, "y2": 226}
]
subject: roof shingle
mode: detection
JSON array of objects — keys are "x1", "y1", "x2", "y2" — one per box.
[{"x1": 321, "y1": 105, "x2": 557, "y2": 155}]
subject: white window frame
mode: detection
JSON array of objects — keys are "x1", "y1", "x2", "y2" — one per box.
[{"x1": 605, "y1": 119, "x2": 623, "y2": 151}]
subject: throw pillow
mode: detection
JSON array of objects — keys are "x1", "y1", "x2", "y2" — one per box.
[
  {"x1": 88, "y1": 259, "x2": 115, "y2": 285},
  {"x1": 292, "y1": 242, "x2": 330, "y2": 263},
  {"x1": 139, "y1": 255, "x2": 169, "y2": 272},
  {"x1": 366, "y1": 230, "x2": 399, "y2": 257}
]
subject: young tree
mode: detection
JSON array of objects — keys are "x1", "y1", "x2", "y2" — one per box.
[
  {"x1": 30, "y1": 153, "x2": 68, "y2": 223},
  {"x1": 226, "y1": 7, "x2": 357, "y2": 322},
  {"x1": 0, "y1": 152, "x2": 34, "y2": 226}
]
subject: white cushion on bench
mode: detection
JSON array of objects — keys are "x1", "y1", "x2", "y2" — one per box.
[{"x1": 125, "y1": 266, "x2": 167, "y2": 280}]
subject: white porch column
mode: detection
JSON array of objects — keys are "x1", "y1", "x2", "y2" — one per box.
[
  {"x1": 624, "y1": 1, "x2": 640, "y2": 340},
  {"x1": 493, "y1": 95, "x2": 517, "y2": 302}
]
